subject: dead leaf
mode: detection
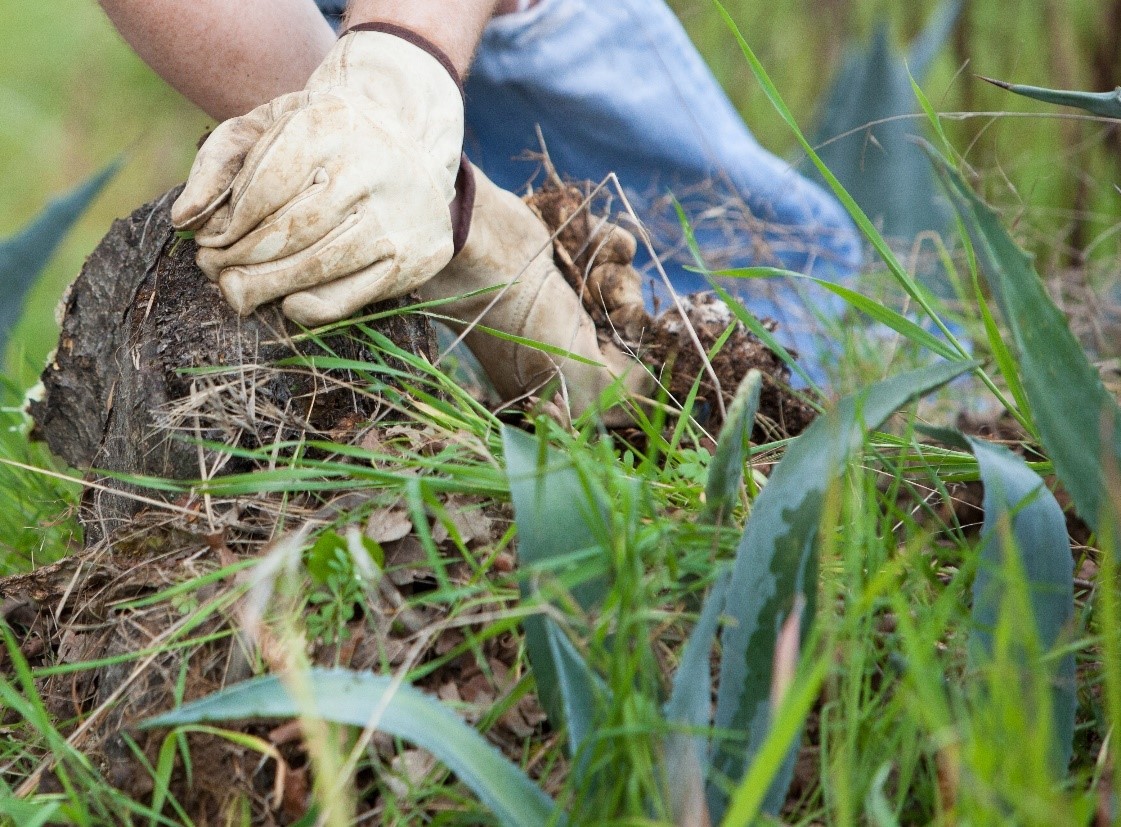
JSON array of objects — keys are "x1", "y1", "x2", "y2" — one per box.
[
  {"x1": 365, "y1": 506, "x2": 414, "y2": 544},
  {"x1": 385, "y1": 749, "x2": 436, "y2": 798}
]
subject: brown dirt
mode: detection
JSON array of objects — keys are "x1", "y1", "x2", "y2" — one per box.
[
  {"x1": 527, "y1": 177, "x2": 818, "y2": 443},
  {"x1": 950, "y1": 407, "x2": 1093, "y2": 550}
]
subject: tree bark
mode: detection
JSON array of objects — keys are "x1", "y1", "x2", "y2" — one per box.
[{"x1": 29, "y1": 187, "x2": 436, "y2": 541}]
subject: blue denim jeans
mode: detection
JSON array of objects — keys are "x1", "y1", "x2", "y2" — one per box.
[{"x1": 316, "y1": 0, "x2": 862, "y2": 369}]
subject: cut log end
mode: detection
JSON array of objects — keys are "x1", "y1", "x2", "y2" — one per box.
[{"x1": 30, "y1": 187, "x2": 437, "y2": 539}]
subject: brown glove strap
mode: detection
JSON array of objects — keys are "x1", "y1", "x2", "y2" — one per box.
[
  {"x1": 451, "y1": 154, "x2": 476, "y2": 256},
  {"x1": 341, "y1": 22, "x2": 474, "y2": 254}
]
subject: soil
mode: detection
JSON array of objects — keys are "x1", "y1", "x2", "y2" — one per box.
[
  {"x1": 527, "y1": 178, "x2": 819, "y2": 444},
  {"x1": 28, "y1": 188, "x2": 435, "y2": 542},
  {"x1": 0, "y1": 483, "x2": 550, "y2": 823}
]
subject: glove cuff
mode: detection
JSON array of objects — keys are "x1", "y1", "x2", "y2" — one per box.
[{"x1": 341, "y1": 22, "x2": 464, "y2": 99}]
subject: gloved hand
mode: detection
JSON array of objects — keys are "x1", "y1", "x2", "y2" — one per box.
[
  {"x1": 170, "y1": 25, "x2": 468, "y2": 325},
  {"x1": 420, "y1": 167, "x2": 651, "y2": 423}
]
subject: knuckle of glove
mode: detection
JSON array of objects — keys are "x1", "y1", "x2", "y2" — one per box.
[
  {"x1": 590, "y1": 223, "x2": 639, "y2": 264},
  {"x1": 171, "y1": 96, "x2": 306, "y2": 232}
]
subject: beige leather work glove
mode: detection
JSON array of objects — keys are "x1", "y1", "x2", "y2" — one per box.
[
  {"x1": 170, "y1": 25, "x2": 468, "y2": 326},
  {"x1": 420, "y1": 167, "x2": 651, "y2": 423}
]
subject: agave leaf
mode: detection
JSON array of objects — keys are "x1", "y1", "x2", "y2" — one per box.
[
  {"x1": 907, "y1": 0, "x2": 963, "y2": 79},
  {"x1": 811, "y1": 2, "x2": 959, "y2": 250},
  {"x1": 709, "y1": 359, "x2": 973, "y2": 821},
  {"x1": 979, "y1": 76, "x2": 1121, "y2": 120},
  {"x1": 545, "y1": 616, "x2": 610, "y2": 759},
  {"x1": 923, "y1": 427, "x2": 1076, "y2": 772},
  {"x1": 143, "y1": 668, "x2": 557, "y2": 827},
  {"x1": 665, "y1": 569, "x2": 730, "y2": 823},
  {"x1": 704, "y1": 372, "x2": 762, "y2": 523},
  {"x1": 503, "y1": 426, "x2": 609, "y2": 733},
  {"x1": 0, "y1": 160, "x2": 120, "y2": 356},
  {"x1": 927, "y1": 146, "x2": 1121, "y2": 536}
]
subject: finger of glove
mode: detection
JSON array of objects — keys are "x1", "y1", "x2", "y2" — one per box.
[
  {"x1": 589, "y1": 223, "x2": 638, "y2": 264},
  {"x1": 214, "y1": 212, "x2": 390, "y2": 314},
  {"x1": 587, "y1": 262, "x2": 645, "y2": 313},
  {"x1": 195, "y1": 174, "x2": 357, "y2": 280},
  {"x1": 280, "y1": 258, "x2": 400, "y2": 327},
  {"x1": 171, "y1": 92, "x2": 309, "y2": 232},
  {"x1": 196, "y1": 105, "x2": 345, "y2": 249}
]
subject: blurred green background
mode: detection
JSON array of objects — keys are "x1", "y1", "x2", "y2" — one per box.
[{"x1": 2, "y1": 0, "x2": 1119, "y2": 386}]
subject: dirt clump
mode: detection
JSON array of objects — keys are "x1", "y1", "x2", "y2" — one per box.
[{"x1": 527, "y1": 178, "x2": 818, "y2": 442}]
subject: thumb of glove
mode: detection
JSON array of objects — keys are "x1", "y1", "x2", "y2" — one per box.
[{"x1": 171, "y1": 91, "x2": 311, "y2": 233}]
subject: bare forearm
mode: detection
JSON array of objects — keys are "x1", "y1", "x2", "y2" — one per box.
[
  {"x1": 97, "y1": 0, "x2": 335, "y2": 120},
  {"x1": 98, "y1": 0, "x2": 502, "y2": 121},
  {"x1": 346, "y1": 1, "x2": 501, "y2": 76}
]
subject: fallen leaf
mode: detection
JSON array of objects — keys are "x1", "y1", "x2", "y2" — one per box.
[{"x1": 365, "y1": 505, "x2": 414, "y2": 544}]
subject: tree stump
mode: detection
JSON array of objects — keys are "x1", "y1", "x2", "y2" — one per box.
[{"x1": 29, "y1": 187, "x2": 436, "y2": 541}]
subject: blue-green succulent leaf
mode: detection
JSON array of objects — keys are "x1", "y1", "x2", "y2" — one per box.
[
  {"x1": 709, "y1": 359, "x2": 973, "y2": 820},
  {"x1": 979, "y1": 75, "x2": 1121, "y2": 119},
  {"x1": 923, "y1": 426, "x2": 1076, "y2": 773},
  {"x1": 144, "y1": 668, "x2": 558, "y2": 827},
  {"x1": 926, "y1": 144, "x2": 1121, "y2": 535},
  {"x1": 0, "y1": 160, "x2": 119, "y2": 355}
]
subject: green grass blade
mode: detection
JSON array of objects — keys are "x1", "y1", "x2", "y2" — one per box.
[
  {"x1": 0, "y1": 159, "x2": 120, "y2": 355},
  {"x1": 924, "y1": 427, "x2": 1076, "y2": 773},
  {"x1": 503, "y1": 426, "x2": 609, "y2": 732},
  {"x1": 713, "y1": 1, "x2": 965, "y2": 352},
  {"x1": 143, "y1": 668, "x2": 558, "y2": 827},
  {"x1": 710, "y1": 359, "x2": 973, "y2": 821},
  {"x1": 863, "y1": 763, "x2": 903, "y2": 827},
  {"x1": 927, "y1": 145, "x2": 1121, "y2": 535},
  {"x1": 971, "y1": 254, "x2": 1034, "y2": 423},
  {"x1": 978, "y1": 76, "x2": 1121, "y2": 119},
  {"x1": 438, "y1": 321, "x2": 605, "y2": 368},
  {"x1": 705, "y1": 372, "x2": 762, "y2": 523},
  {"x1": 0, "y1": 799, "x2": 62, "y2": 827},
  {"x1": 712, "y1": 266, "x2": 960, "y2": 360}
]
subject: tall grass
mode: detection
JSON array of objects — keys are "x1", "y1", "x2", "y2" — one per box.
[
  {"x1": 1, "y1": 1, "x2": 1119, "y2": 824},
  {"x1": 670, "y1": 0, "x2": 1121, "y2": 271}
]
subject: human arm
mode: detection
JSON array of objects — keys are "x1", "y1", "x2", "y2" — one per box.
[
  {"x1": 96, "y1": 0, "x2": 336, "y2": 120},
  {"x1": 345, "y1": 1, "x2": 500, "y2": 78},
  {"x1": 96, "y1": 1, "x2": 501, "y2": 120}
]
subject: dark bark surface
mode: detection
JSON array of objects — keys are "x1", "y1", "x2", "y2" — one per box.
[{"x1": 30, "y1": 187, "x2": 436, "y2": 539}]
